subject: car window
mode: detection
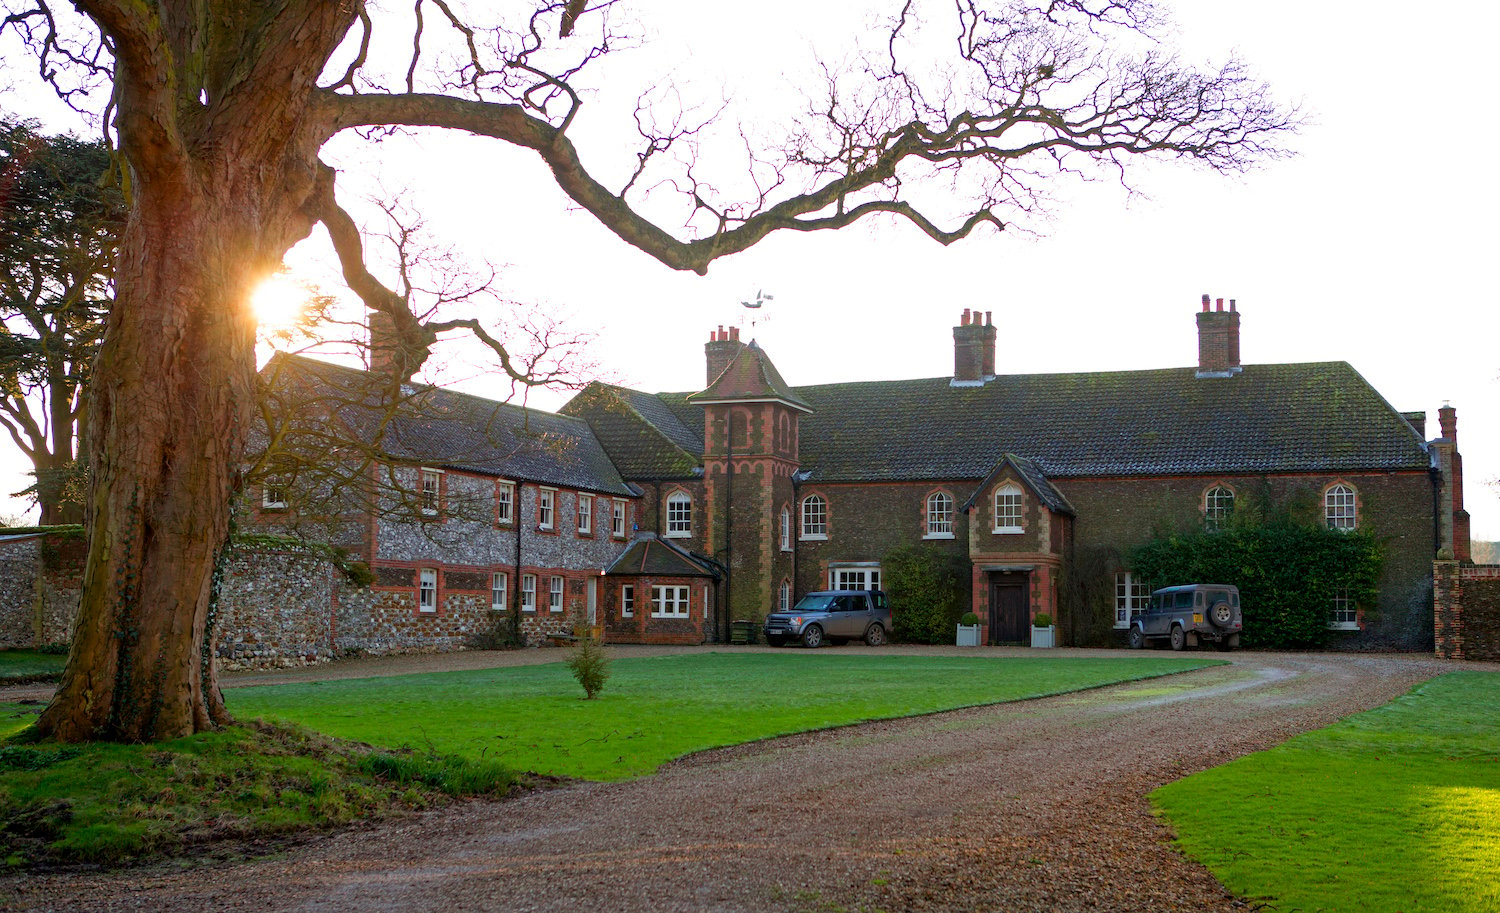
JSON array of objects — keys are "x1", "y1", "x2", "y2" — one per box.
[
  {"x1": 1206, "y1": 590, "x2": 1228, "y2": 605},
  {"x1": 1174, "y1": 592, "x2": 1194, "y2": 609},
  {"x1": 793, "y1": 595, "x2": 836, "y2": 612}
]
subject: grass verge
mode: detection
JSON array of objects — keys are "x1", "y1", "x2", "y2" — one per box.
[
  {"x1": 1152, "y1": 670, "x2": 1500, "y2": 913},
  {"x1": 0, "y1": 720, "x2": 520, "y2": 869},
  {"x1": 225, "y1": 652, "x2": 1220, "y2": 780},
  {"x1": 0, "y1": 650, "x2": 66, "y2": 684}
]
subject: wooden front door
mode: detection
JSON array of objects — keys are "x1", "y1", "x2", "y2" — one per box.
[{"x1": 988, "y1": 574, "x2": 1029, "y2": 645}]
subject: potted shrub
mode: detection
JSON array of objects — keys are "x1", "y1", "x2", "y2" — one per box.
[
  {"x1": 1031, "y1": 612, "x2": 1056, "y2": 648},
  {"x1": 956, "y1": 611, "x2": 981, "y2": 647}
]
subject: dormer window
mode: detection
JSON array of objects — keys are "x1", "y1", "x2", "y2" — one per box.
[{"x1": 993, "y1": 483, "x2": 1023, "y2": 533}]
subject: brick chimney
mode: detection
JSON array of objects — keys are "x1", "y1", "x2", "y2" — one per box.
[
  {"x1": 1195, "y1": 294, "x2": 1242, "y2": 378},
  {"x1": 705, "y1": 325, "x2": 745, "y2": 386},
  {"x1": 952, "y1": 309, "x2": 997, "y2": 386},
  {"x1": 1432, "y1": 403, "x2": 1471, "y2": 562}
]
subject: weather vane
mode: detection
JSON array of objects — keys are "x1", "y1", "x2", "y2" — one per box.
[{"x1": 739, "y1": 288, "x2": 774, "y2": 334}]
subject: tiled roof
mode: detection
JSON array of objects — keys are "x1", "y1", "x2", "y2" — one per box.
[
  {"x1": 559, "y1": 383, "x2": 703, "y2": 478},
  {"x1": 621, "y1": 362, "x2": 1431, "y2": 482},
  {"x1": 687, "y1": 341, "x2": 812, "y2": 412},
  {"x1": 265, "y1": 355, "x2": 635, "y2": 496},
  {"x1": 604, "y1": 532, "x2": 720, "y2": 577}
]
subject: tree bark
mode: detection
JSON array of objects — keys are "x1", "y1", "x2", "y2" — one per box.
[{"x1": 36, "y1": 182, "x2": 262, "y2": 740}]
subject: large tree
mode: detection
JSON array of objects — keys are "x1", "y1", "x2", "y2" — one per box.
[
  {"x1": 0, "y1": 117, "x2": 121, "y2": 525},
  {"x1": 1, "y1": 0, "x2": 1295, "y2": 742}
]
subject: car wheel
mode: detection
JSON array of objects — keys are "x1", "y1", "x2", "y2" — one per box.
[
  {"x1": 766, "y1": 635, "x2": 787, "y2": 648},
  {"x1": 1210, "y1": 600, "x2": 1234, "y2": 628},
  {"x1": 1170, "y1": 624, "x2": 1187, "y2": 651},
  {"x1": 864, "y1": 623, "x2": 887, "y2": 647},
  {"x1": 801, "y1": 624, "x2": 824, "y2": 649},
  {"x1": 1127, "y1": 626, "x2": 1146, "y2": 650}
]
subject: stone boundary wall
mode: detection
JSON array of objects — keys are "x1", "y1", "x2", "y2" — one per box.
[
  {"x1": 1434, "y1": 561, "x2": 1500, "y2": 661},
  {"x1": 0, "y1": 533, "x2": 582, "y2": 669}
]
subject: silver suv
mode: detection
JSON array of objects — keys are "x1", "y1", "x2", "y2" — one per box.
[
  {"x1": 1127, "y1": 584, "x2": 1243, "y2": 651},
  {"x1": 763, "y1": 590, "x2": 891, "y2": 648}
]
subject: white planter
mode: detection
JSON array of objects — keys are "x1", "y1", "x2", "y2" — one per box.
[
  {"x1": 1030, "y1": 625, "x2": 1056, "y2": 648},
  {"x1": 956, "y1": 624, "x2": 981, "y2": 647}
]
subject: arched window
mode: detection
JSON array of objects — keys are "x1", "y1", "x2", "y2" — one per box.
[
  {"x1": 779, "y1": 507, "x2": 791, "y2": 551},
  {"x1": 1204, "y1": 485, "x2": 1235, "y2": 530},
  {"x1": 778, "y1": 579, "x2": 792, "y2": 612},
  {"x1": 1325, "y1": 483, "x2": 1357, "y2": 530},
  {"x1": 665, "y1": 491, "x2": 692, "y2": 538},
  {"x1": 926, "y1": 491, "x2": 954, "y2": 536},
  {"x1": 993, "y1": 484, "x2": 1023, "y2": 533},
  {"x1": 801, "y1": 495, "x2": 827, "y2": 539}
]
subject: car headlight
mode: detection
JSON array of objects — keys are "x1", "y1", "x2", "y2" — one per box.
[{"x1": 788, "y1": 617, "x2": 802, "y2": 628}]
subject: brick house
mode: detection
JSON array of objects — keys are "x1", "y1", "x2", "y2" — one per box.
[
  {"x1": 0, "y1": 296, "x2": 1467, "y2": 661},
  {"x1": 562, "y1": 297, "x2": 1468, "y2": 648}
]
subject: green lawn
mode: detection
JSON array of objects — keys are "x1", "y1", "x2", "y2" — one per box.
[
  {"x1": 0, "y1": 650, "x2": 65, "y2": 682},
  {"x1": 1153, "y1": 671, "x2": 1500, "y2": 913},
  {"x1": 227, "y1": 652, "x2": 1220, "y2": 780}
]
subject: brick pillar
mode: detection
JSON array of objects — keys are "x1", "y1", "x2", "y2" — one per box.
[{"x1": 1433, "y1": 559, "x2": 1463, "y2": 659}]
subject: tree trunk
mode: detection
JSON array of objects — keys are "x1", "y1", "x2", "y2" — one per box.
[{"x1": 36, "y1": 178, "x2": 264, "y2": 742}]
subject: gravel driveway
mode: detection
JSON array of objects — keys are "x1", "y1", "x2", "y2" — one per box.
[{"x1": 0, "y1": 649, "x2": 1473, "y2": 912}]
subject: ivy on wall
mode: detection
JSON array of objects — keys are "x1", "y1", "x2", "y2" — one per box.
[
  {"x1": 884, "y1": 544, "x2": 971, "y2": 644},
  {"x1": 1130, "y1": 522, "x2": 1383, "y2": 648}
]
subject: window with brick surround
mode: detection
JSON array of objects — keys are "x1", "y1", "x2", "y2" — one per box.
[
  {"x1": 262, "y1": 478, "x2": 287, "y2": 510},
  {"x1": 420, "y1": 469, "x2": 442, "y2": 516},
  {"x1": 1329, "y1": 588, "x2": 1358, "y2": 630},
  {"x1": 538, "y1": 487, "x2": 555, "y2": 530},
  {"x1": 652, "y1": 585, "x2": 690, "y2": 618},
  {"x1": 778, "y1": 579, "x2": 791, "y2": 612},
  {"x1": 521, "y1": 574, "x2": 536, "y2": 612},
  {"x1": 666, "y1": 491, "x2": 692, "y2": 538},
  {"x1": 491, "y1": 572, "x2": 507, "y2": 612},
  {"x1": 549, "y1": 575, "x2": 564, "y2": 612},
  {"x1": 926, "y1": 491, "x2": 954, "y2": 537},
  {"x1": 621, "y1": 584, "x2": 634, "y2": 618},
  {"x1": 801, "y1": 495, "x2": 827, "y2": 539},
  {"x1": 829, "y1": 566, "x2": 880, "y2": 590},
  {"x1": 780, "y1": 507, "x2": 791, "y2": 551},
  {"x1": 1114, "y1": 572, "x2": 1150, "y2": 628},
  {"x1": 1204, "y1": 485, "x2": 1234, "y2": 531},
  {"x1": 612, "y1": 499, "x2": 627, "y2": 538},
  {"x1": 993, "y1": 484, "x2": 1023, "y2": 533},
  {"x1": 1325, "y1": 483, "x2": 1357, "y2": 530},
  {"x1": 419, "y1": 568, "x2": 437, "y2": 613},
  {"x1": 496, "y1": 481, "x2": 514, "y2": 525},
  {"x1": 577, "y1": 494, "x2": 593, "y2": 534}
]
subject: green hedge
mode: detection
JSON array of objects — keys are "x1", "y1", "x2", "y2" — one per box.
[
  {"x1": 885, "y1": 545, "x2": 970, "y2": 643},
  {"x1": 1130, "y1": 523, "x2": 1382, "y2": 648}
]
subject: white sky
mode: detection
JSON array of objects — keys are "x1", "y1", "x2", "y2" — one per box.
[{"x1": 4, "y1": 1, "x2": 1498, "y2": 538}]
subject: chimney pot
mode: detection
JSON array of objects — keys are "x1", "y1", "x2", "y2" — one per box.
[
  {"x1": 1229, "y1": 299, "x2": 1237, "y2": 312},
  {"x1": 961, "y1": 308, "x2": 971, "y2": 326},
  {"x1": 1201, "y1": 293, "x2": 1211, "y2": 312},
  {"x1": 1216, "y1": 297, "x2": 1224, "y2": 312},
  {"x1": 985, "y1": 311, "x2": 993, "y2": 326}
]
